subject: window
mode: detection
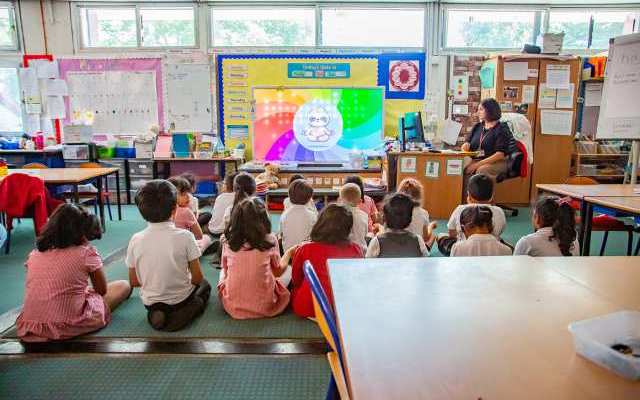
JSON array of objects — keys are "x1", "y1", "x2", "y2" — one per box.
[
  {"x1": 548, "y1": 10, "x2": 590, "y2": 49},
  {"x1": 592, "y1": 11, "x2": 636, "y2": 49},
  {"x1": 0, "y1": 4, "x2": 19, "y2": 50},
  {"x1": 444, "y1": 8, "x2": 538, "y2": 50},
  {"x1": 0, "y1": 67, "x2": 23, "y2": 133},
  {"x1": 321, "y1": 8, "x2": 425, "y2": 47},
  {"x1": 80, "y1": 7, "x2": 137, "y2": 48},
  {"x1": 211, "y1": 8, "x2": 315, "y2": 47},
  {"x1": 140, "y1": 7, "x2": 195, "y2": 47},
  {"x1": 77, "y1": 5, "x2": 196, "y2": 49}
]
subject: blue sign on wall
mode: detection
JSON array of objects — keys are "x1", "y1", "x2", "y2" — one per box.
[{"x1": 287, "y1": 63, "x2": 351, "y2": 79}]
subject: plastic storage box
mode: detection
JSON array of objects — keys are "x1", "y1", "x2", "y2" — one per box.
[{"x1": 568, "y1": 310, "x2": 640, "y2": 380}]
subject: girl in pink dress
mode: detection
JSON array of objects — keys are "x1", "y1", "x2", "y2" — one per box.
[
  {"x1": 218, "y1": 197, "x2": 290, "y2": 319},
  {"x1": 17, "y1": 204, "x2": 131, "y2": 342}
]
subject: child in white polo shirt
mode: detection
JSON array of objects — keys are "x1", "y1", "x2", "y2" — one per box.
[
  {"x1": 280, "y1": 179, "x2": 317, "y2": 253},
  {"x1": 126, "y1": 180, "x2": 211, "y2": 332}
]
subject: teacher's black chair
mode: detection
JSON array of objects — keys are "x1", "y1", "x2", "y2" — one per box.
[{"x1": 495, "y1": 145, "x2": 526, "y2": 217}]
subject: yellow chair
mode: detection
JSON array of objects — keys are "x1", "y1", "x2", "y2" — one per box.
[{"x1": 305, "y1": 261, "x2": 350, "y2": 400}]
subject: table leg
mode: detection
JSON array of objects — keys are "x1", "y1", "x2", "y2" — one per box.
[
  {"x1": 96, "y1": 177, "x2": 106, "y2": 233},
  {"x1": 582, "y1": 202, "x2": 594, "y2": 256},
  {"x1": 152, "y1": 160, "x2": 158, "y2": 179},
  {"x1": 578, "y1": 199, "x2": 587, "y2": 252},
  {"x1": 115, "y1": 170, "x2": 122, "y2": 220},
  {"x1": 73, "y1": 184, "x2": 80, "y2": 204}
]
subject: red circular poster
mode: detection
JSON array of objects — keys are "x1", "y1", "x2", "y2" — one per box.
[{"x1": 389, "y1": 61, "x2": 419, "y2": 92}]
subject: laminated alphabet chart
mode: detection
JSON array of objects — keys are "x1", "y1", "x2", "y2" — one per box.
[{"x1": 58, "y1": 58, "x2": 164, "y2": 134}]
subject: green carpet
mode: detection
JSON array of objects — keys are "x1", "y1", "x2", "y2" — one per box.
[
  {"x1": 0, "y1": 205, "x2": 146, "y2": 314},
  {"x1": 0, "y1": 355, "x2": 330, "y2": 399}
]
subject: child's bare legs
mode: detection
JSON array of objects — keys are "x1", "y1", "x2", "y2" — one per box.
[{"x1": 104, "y1": 280, "x2": 132, "y2": 311}]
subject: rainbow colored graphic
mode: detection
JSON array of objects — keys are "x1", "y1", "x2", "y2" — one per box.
[{"x1": 253, "y1": 87, "x2": 384, "y2": 162}]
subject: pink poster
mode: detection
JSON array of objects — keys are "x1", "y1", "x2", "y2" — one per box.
[{"x1": 58, "y1": 57, "x2": 164, "y2": 130}]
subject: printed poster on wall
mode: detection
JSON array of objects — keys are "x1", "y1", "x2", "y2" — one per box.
[
  {"x1": 377, "y1": 53, "x2": 426, "y2": 100},
  {"x1": 446, "y1": 159, "x2": 463, "y2": 176},
  {"x1": 425, "y1": 160, "x2": 440, "y2": 178},
  {"x1": 400, "y1": 157, "x2": 417, "y2": 173}
]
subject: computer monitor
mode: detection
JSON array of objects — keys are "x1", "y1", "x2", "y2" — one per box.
[{"x1": 399, "y1": 112, "x2": 424, "y2": 149}]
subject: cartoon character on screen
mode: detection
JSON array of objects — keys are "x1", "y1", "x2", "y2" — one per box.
[{"x1": 304, "y1": 106, "x2": 334, "y2": 143}]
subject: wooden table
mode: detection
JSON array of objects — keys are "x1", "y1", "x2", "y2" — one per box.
[
  {"x1": 4, "y1": 168, "x2": 122, "y2": 231},
  {"x1": 581, "y1": 196, "x2": 640, "y2": 256},
  {"x1": 536, "y1": 184, "x2": 640, "y2": 255},
  {"x1": 152, "y1": 157, "x2": 243, "y2": 179},
  {"x1": 328, "y1": 257, "x2": 640, "y2": 400}
]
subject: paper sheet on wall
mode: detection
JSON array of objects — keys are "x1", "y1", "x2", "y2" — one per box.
[
  {"x1": 503, "y1": 62, "x2": 529, "y2": 81},
  {"x1": 522, "y1": 85, "x2": 536, "y2": 104},
  {"x1": 442, "y1": 119, "x2": 462, "y2": 146},
  {"x1": 31, "y1": 60, "x2": 59, "y2": 79},
  {"x1": 584, "y1": 82, "x2": 603, "y2": 107},
  {"x1": 555, "y1": 83, "x2": 574, "y2": 109},
  {"x1": 45, "y1": 96, "x2": 66, "y2": 119},
  {"x1": 541, "y1": 110, "x2": 573, "y2": 136},
  {"x1": 19, "y1": 68, "x2": 39, "y2": 97},
  {"x1": 44, "y1": 79, "x2": 68, "y2": 96},
  {"x1": 25, "y1": 114, "x2": 40, "y2": 134},
  {"x1": 25, "y1": 103, "x2": 42, "y2": 114},
  {"x1": 545, "y1": 64, "x2": 570, "y2": 89},
  {"x1": 40, "y1": 117, "x2": 54, "y2": 136},
  {"x1": 66, "y1": 70, "x2": 158, "y2": 134},
  {"x1": 538, "y1": 84, "x2": 557, "y2": 109},
  {"x1": 165, "y1": 63, "x2": 213, "y2": 132}
]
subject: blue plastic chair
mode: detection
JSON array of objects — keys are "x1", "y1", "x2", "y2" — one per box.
[{"x1": 304, "y1": 261, "x2": 349, "y2": 400}]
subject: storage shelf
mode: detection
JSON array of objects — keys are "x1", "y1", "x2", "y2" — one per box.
[{"x1": 574, "y1": 153, "x2": 629, "y2": 157}]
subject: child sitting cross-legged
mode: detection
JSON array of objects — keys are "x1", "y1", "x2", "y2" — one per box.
[
  {"x1": 280, "y1": 179, "x2": 317, "y2": 253},
  {"x1": 17, "y1": 204, "x2": 131, "y2": 342},
  {"x1": 514, "y1": 196, "x2": 579, "y2": 256},
  {"x1": 287, "y1": 204, "x2": 363, "y2": 318},
  {"x1": 450, "y1": 205, "x2": 512, "y2": 257},
  {"x1": 126, "y1": 180, "x2": 211, "y2": 332},
  {"x1": 218, "y1": 197, "x2": 290, "y2": 319},
  {"x1": 338, "y1": 183, "x2": 369, "y2": 252},
  {"x1": 168, "y1": 176, "x2": 213, "y2": 253},
  {"x1": 366, "y1": 193, "x2": 429, "y2": 258},
  {"x1": 438, "y1": 173, "x2": 507, "y2": 256}
]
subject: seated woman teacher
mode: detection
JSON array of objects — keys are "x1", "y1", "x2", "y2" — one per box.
[{"x1": 461, "y1": 98, "x2": 516, "y2": 182}]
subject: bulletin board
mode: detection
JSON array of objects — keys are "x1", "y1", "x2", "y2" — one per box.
[
  {"x1": 217, "y1": 53, "x2": 426, "y2": 159},
  {"x1": 164, "y1": 62, "x2": 213, "y2": 132},
  {"x1": 58, "y1": 57, "x2": 164, "y2": 135}
]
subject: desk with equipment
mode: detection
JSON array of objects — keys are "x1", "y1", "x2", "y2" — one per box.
[{"x1": 328, "y1": 256, "x2": 640, "y2": 400}]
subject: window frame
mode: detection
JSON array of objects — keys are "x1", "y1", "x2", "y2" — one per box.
[
  {"x1": 544, "y1": 6, "x2": 640, "y2": 54},
  {"x1": 0, "y1": 58, "x2": 25, "y2": 136},
  {"x1": 208, "y1": 4, "x2": 318, "y2": 50},
  {"x1": 208, "y1": 3, "x2": 429, "y2": 52},
  {"x1": 439, "y1": 4, "x2": 545, "y2": 55},
  {"x1": 0, "y1": 1, "x2": 21, "y2": 53},
  {"x1": 72, "y1": 2, "x2": 199, "y2": 52}
]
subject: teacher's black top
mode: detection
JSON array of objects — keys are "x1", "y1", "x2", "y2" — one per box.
[{"x1": 466, "y1": 122, "x2": 516, "y2": 158}]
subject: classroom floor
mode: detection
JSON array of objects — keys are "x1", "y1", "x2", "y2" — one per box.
[{"x1": 0, "y1": 204, "x2": 636, "y2": 398}]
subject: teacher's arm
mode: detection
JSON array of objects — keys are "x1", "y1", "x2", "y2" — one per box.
[
  {"x1": 461, "y1": 142, "x2": 471, "y2": 152},
  {"x1": 466, "y1": 151, "x2": 505, "y2": 173}
]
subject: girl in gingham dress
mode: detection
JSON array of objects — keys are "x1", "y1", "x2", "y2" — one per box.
[{"x1": 17, "y1": 204, "x2": 131, "y2": 342}]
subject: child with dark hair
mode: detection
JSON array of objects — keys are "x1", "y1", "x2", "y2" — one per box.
[
  {"x1": 451, "y1": 206, "x2": 512, "y2": 257},
  {"x1": 168, "y1": 176, "x2": 213, "y2": 253},
  {"x1": 127, "y1": 180, "x2": 211, "y2": 332},
  {"x1": 288, "y1": 204, "x2": 363, "y2": 318},
  {"x1": 179, "y1": 172, "x2": 199, "y2": 216},
  {"x1": 366, "y1": 193, "x2": 428, "y2": 258},
  {"x1": 283, "y1": 174, "x2": 316, "y2": 212},
  {"x1": 438, "y1": 173, "x2": 507, "y2": 256},
  {"x1": 218, "y1": 198, "x2": 290, "y2": 319},
  {"x1": 280, "y1": 179, "x2": 317, "y2": 252},
  {"x1": 514, "y1": 196, "x2": 579, "y2": 256},
  {"x1": 223, "y1": 172, "x2": 257, "y2": 228},
  {"x1": 17, "y1": 204, "x2": 131, "y2": 342},
  {"x1": 345, "y1": 175, "x2": 379, "y2": 233},
  {"x1": 208, "y1": 172, "x2": 237, "y2": 236}
]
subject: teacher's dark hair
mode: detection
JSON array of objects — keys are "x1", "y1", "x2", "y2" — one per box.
[{"x1": 481, "y1": 98, "x2": 502, "y2": 122}]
